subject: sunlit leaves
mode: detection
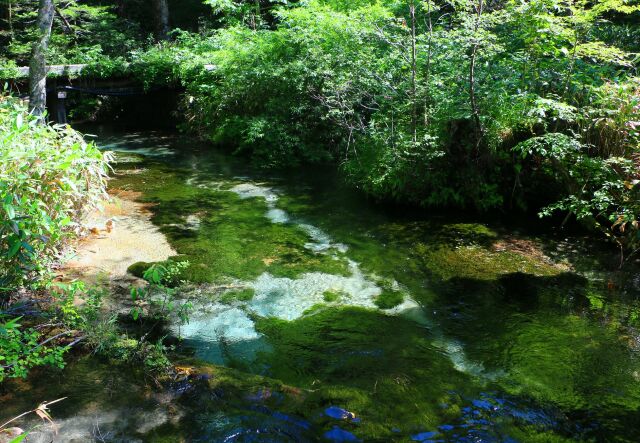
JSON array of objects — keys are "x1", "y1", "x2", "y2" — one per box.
[{"x1": 0, "y1": 95, "x2": 111, "y2": 294}]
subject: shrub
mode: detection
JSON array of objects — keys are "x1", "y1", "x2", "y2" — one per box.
[
  {"x1": 0, "y1": 316, "x2": 68, "y2": 381},
  {"x1": 0, "y1": 95, "x2": 111, "y2": 296}
]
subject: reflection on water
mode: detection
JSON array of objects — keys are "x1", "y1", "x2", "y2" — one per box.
[{"x1": 5, "y1": 128, "x2": 640, "y2": 442}]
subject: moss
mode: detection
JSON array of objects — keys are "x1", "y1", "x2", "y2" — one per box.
[
  {"x1": 415, "y1": 244, "x2": 561, "y2": 282},
  {"x1": 110, "y1": 338, "x2": 139, "y2": 361},
  {"x1": 301, "y1": 303, "x2": 329, "y2": 315},
  {"x1": 272, "y1": 194, "x2": 565, "y2": 303},
  {"x1": 505, "y1": 429, "x2": 575, "y2": 443},
  {"x1": 495, "y1": 313, "x2": 640, "y2": 411},
  {"x1": 219, "y1": 288, "x2": 255, "y2": 304},
  {"x1": 126, "y1": 258, "x2": 189, "y2": 286},
  {"x1": 104, "y1": 141, "x2": 640, "y2": 441},
  {"x1": 374, "y1": 289, "x2": 404, "y2": 309},
  {"x1": 322, "y1": 289, "x2": 345, "y2": 303},
  {"x1": 127, "y1": 261, "x2": 151, "y2": 278}
]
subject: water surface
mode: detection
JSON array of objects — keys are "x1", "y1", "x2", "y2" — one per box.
[{"x1": 4, "y1": 129, "x2": 640, "y2": 442}]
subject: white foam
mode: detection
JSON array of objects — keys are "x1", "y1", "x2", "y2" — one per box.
[
  {"x1": 231, "y1": 183, "x2": 279, "y2": 202},
  {"x1": 266, "y1": 208, "x2": 290, "y2": 224},
  {"x1": 179, "y1": 305, "x2": 260, "y2": 343}
]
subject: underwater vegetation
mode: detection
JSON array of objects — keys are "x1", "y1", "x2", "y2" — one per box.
[{"x1": 24, "y1": 131, "x2": 635, "y2": 442}]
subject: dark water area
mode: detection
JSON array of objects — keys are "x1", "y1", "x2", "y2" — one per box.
[{"x1": 3, "y1": 128, "x2": 640, "y2": 442}]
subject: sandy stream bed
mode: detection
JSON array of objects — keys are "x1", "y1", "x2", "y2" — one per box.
[{"x1": 61, "y1": 189, "x2": 176, "y2": 283}]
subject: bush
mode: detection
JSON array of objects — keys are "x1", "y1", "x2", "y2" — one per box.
[
  {"x1": 0, "y1": 95, "x2": 111, "y2": 296},
  {"x1": 0, "y1": 317, "x2": 68, "y2": 381}
]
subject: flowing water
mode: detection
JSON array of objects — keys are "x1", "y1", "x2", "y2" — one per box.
[{"x1": 3, "y1": 129, "x2": 640, "y2": 442}]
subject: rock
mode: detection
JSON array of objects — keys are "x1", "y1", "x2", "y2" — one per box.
[
  {"x1": 324, "y1": 406, "x2": 356, "y2": 420},
  {"x1": 324, "y1": 426, "x2": 360, "y2": 442}
]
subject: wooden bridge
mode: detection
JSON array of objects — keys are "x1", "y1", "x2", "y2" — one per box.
[
  {"x1": 5, "y1": 64, "x2": 216, "y2": 123},
  {"x1": 12, "y1": 64, "x2": 88, "y2": 78},
  {"x1": 10, "y1": 63, "x2": 216, "y2": 78}
]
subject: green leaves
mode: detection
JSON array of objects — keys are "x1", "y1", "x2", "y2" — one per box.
[
  {"x1": 130, "y1": 262, "x2": 191, "y2": 324},
  {"x1": 0, "y1": 320, "x2": 69, "y2": 382},
  {"x1": 514, "y1": 126, "x2": 640, "y2": 261},
  {"x1": 7, "y1": 238, "x2": 21, "y2": 258},
  {"x1": 0, "y1": 94, "x2": 111, "y2": 295},
  {"x1": 3, "y1": 202, "x2": 15, "y2": 220}
]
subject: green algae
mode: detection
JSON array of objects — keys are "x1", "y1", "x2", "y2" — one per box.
[
  {"x1": 417, "y1": 244, "x2": 561, "y2": 282},
  {"x1": 115, "y1": 153, "x2": 563, "y2": 306},
  {"x1": 96, "y1": 132, "x2": 640, "y2": 441},
  {"x1": 220, "y1": 287, "x2": 255, "y2": 304},
  {"x1": 496, "y1": 313, "x2": 640, "y2": 410},
  {"x1": 111, "y1": 159, "x2": 350, "y2": 284},
  {"x1": 374, "y1": 289, "x2": 404, "y2": 309},
  {"x1": 322, "y1": 289, "x2": 342, "y2": 302},
  {"x1": 251, "y1": 307, "x2": 471, "y2": 436},
  {"x1": 274, "y1": 190, "x2": 565, "y2": 305},
  {"x1": 243, "y1": 306, "x2": 608, "y2": 440},
  {"x1": 301, "y1": 303, "x2": 330, "y2": 315}
]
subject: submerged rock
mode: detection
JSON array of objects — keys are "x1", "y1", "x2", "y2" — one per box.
[
  {"x1": 324, "y1": 406, "x2": 356, "y2": 421},
  {"x1": 324, "y1": 426, "x2": 360, "y2": 442}
]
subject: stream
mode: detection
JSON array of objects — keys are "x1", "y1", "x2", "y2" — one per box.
[{"x1": 3, "y1": 128, "x2": 640, "y2": 442}]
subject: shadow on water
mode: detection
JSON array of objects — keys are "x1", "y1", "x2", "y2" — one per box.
[{"x1": 424, "y1": 271, "x2": 640, "y2": 441}]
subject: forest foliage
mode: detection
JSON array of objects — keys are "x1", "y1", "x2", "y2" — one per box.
[
  {"x1": 0, "y1": 95, "x2": 111, "y2": 380},
  {"x1": 0, "y1": 95, "x2": 110, "y2": 292},
  {"x1": 130, "y1": 0, "x2": 640, "y2": 259},
  {"x1": 1, "y1": 0, "x2": 640, "y2": 254}
]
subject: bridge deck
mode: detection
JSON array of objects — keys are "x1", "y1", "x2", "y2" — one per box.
[
  {"x1": 16, "y1": 64, "x2": 87, "y2": 78},
  {"x1": 9, "y1": 64, "x2": 216, "y2": 79}
]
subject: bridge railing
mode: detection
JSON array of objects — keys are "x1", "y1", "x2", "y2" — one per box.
[{"x1": 9, "y1": 64, "x2": 216, "y2": 79}]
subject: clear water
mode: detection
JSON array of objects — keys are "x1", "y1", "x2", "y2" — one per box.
[{"x1": 4, "y1": 129, "x2": 640, "y2": 442}]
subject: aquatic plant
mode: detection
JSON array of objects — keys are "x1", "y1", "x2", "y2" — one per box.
[{"x1": 130, "y1": 261, "x2": 192, "y2": 324}]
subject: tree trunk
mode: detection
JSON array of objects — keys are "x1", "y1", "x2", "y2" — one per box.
[
  {"x1": 424, "y1": 0, "x2": 433, "y2": 128},
  {"x1": 469, "y1": 0, "x2": 484, "y2": 153},
  {"x1": 154, "y1": 0, "x2": 170, "y2": 40},
  {"x1": 8, "y1": 1, "x2": 15, "y2": 41},
  {"x1": 409, "y1": 0, "x2": 417, "y2": 144},
  {"x1": 29, "y1": 0, "x2": 55, "y2": 119},
  {"x1": 469, "y1": 44, "x2": 481, "y2": 144}
]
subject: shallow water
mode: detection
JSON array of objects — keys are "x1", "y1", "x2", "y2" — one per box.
[{"x1": 4, "y1": 129, "x2": 640, "y2": 442}]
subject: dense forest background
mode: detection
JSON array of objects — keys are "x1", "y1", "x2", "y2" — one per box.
[{"x1": 1, "y1": 0, "x2": 640, "y2": 259}]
